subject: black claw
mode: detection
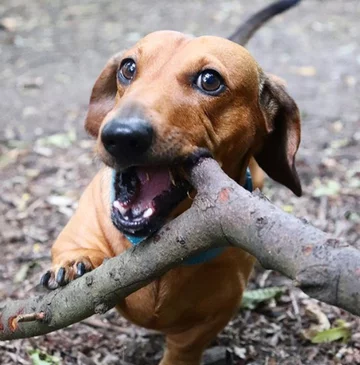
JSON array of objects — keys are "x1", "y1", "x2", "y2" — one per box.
[
  {"x1": 41, "y1": 270, "x2": 58, "y2": 290},
  {"x1": 56, "y1": 267, "x2": 67, "y2": 286},
  {"x1": 40, "y1": 271, "x2": 51, "y2": 287},
  {"x1": 76, "y1": 262, "x2": 86, "y2": 277}
]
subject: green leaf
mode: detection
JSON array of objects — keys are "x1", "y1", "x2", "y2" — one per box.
[
  {"x1": 241, "y1": 287, "x2": 285, "y2": 310},
  {"x1": 36, "y1": 130, "x2": 76, "y2": 149},
  {"x1": 311, "y1": 320, "x2": 351, "y2": 344},
  {"x1": 313, "y1": 180, "x2": 341, "y2": 197},
  {"x1": 28, "y1": 349, "x2": 60, "y2": 365},
  {"x1": 14, "y1": 263, "x2": 33, "y2": 283},
  {"x1": 282, "y1": 205, "x2": 294, "y2": 213}
]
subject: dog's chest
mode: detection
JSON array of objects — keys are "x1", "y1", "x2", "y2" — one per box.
[{"x1": 115, "y1": 248, "x2": 254, "y2": 331}]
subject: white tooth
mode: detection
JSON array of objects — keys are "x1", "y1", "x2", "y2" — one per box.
[
  {"x1": 143, "y1": 207, "x2": 154, "y2": 218},
  {"x1": 113, "y1": 201, "x2": 121, "y2": 209},
  {"x1": 124, "y1": 215, "x2": 129, "y2": 221},
  {"x1": 120, "y1": 205, "x2": 128, "y2": 215},
  {"x1": 169, "y1": 170, "x2": 176, "y2": 186},
  {"x1": 113, "y1": 201, "x2": 128, "y2": 215}
]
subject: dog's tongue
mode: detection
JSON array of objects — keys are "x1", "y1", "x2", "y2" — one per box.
[{"x1": 130, "y1": 166, "x2": 171, "y2": 215}]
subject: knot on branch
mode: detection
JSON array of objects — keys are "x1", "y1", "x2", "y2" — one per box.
[
  {"x1": 94, "y1": 302, "x2": 111, "y2": 315},
  {"x1": 194, "y1": 195, "x2": 215, "y2": 211},
  {"x1": 294, "y1": 265, "x2": 339, "y2": 304},
  {"x1": 325, "y1": 238, "x2": 349, "y2": 249}
]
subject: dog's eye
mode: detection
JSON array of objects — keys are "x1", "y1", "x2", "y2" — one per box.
[
  {"x1": 118, "y1": 59, "x2": 136, "y2": 83},
  {"x1": 195, "y1": 70, "x2": 224, "y2": 95}
]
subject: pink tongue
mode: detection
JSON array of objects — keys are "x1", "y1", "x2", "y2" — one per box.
[{"x1": 131, "y1": 166, "x2": 171, "y2": 214}]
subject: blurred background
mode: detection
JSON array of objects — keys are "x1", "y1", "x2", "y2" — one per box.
[{"x1": 0, "y1": 1, "x2": 359, "y2": 364}]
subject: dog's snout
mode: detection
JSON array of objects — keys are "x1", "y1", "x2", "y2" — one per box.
[{"x1": 101, "y1": 118, "x2": 153, "y2": 159}]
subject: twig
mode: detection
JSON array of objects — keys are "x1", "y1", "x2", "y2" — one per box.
[{"x1": 17, "y1": 312, "x2": 45, "y2": 323}]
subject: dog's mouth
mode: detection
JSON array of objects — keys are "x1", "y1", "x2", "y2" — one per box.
[{"x1": 111, "y1": 165, "x2": 191, "y2": 237}]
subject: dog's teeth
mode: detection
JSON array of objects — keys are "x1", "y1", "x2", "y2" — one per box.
[
  {"x1": 187, "y1": 191, "x2": 193, "y2": 200},
  {"x1": 143, "y1": 207, "x2": 154, "y2": 218},
  {"x1": 113, "y1": 200, "x2": 128, "y2": 215},
  {"x1": 113, "y1": 200, "x2": 121, "y2": 209},
  {"x1": 169, "y1": 170, "x2": 176, "y2": 186}
]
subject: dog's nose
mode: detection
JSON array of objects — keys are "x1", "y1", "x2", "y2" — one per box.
[{"x1": 101, "y1": 118, "x2": 153, "y2": 159}]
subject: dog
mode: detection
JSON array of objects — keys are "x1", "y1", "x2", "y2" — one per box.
[{"x1": 41, "y1": 1, "x2": 302, "y2": 364}]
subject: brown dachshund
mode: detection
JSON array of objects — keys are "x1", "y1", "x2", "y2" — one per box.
[{"x1": 41, "y1": 1, "x2": 302, "y2": 364}]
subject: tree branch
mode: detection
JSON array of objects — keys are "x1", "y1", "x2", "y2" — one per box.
[{"x1": 0, "y1": 158, "x2": 359, "y2": 340}]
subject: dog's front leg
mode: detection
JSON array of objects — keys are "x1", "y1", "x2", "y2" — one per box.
[{"x1": 41, "y1": 169, "x2": 118, "y2": 289}]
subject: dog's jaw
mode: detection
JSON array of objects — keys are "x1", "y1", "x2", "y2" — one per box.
[{"x1": 110, "y1": 165, "x2": 191, "y2": 237}]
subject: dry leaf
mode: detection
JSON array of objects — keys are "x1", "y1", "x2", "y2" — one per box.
[
  {"x1": 302, "y1": 301, "x2": 330, "y2": 340},
  {"x1": 291, "y1": 66, "x2": 317, "y2": 77}
]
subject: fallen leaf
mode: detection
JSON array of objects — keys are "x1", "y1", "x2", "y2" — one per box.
[
  {"x1": 28, "y1": 349, "x2": 60, "y2": 365},
  {"x1": 282, "y1": 205, "x2": 294, "y2": 213},
  {"x1": 331, "y1": 121, "x2": 343, "y2": 133},
  {"x1": 22, "y1": 106, "x2": 40, "y2": 118},
  {"x1": 0, "y1": 148, "x2": 29, "y2": 169},
  {"x1": 345, "y1": 75, "x2": 356, "y2": 87},
  {"x1": 321, "y1": 158, "x2": 337, "y2": 168},
  {"x1": 313, "y1": 180, "x2": 341, "y2": 198},
  {"x1": 302, "y1": 301, "x2": 330, "y2": 340},
  {"x1": 16, "y1": 193, "x2": 32, "y2": 211},
  {"x1": 33, "y1": 243, "x2": 41, "y2": 253},
  {"x1": 345, "y1": 212, "x2": 360, "y2": 222},
  {"x1": 0, "y1": 17, "x2": 18, "y2": 32},
  {"x1": 33, "y1": 146, "x2": 53, "y2": 157},
  {"x1": 36, "y1": 130, "x2": 76, "y2": 149},
  {"x1": 233, "y1": 346, "x2": 246, "y2": 359},
  {"x1": 291, "y1": 66, "x2": 317, "y2": 77},
  {"x1": 311, "y1": 320, "x2": 351, "y2": 344},
  {"x1": 14, "y1": 262, "x2": 37, "y2": 283},
  {"x1": 47, "y1": 195, "x2": 74, "y2": 207},
  {"x1": 241, "y1": 287, "x2": 285, "y2": 310},
  {"x1": 330, "y1": 138, "x2": 350, "y2": 149}
]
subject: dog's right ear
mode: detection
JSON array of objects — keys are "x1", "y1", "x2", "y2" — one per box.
[{"x1": 84, "y1": 53, "x2": 123, "y2": 137}]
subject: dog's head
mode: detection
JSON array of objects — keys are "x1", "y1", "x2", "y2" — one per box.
[{"x1": 84, "y1": 31, "x2": 301, "y2": 237}]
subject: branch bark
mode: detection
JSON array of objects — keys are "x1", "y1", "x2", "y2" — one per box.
[{"x1": 0, "y1": 158, "x2": 359, "y2": 340}]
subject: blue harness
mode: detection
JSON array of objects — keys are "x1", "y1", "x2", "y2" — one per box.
[{"x1": 111, "y1": 168, "x2": 253, "y2": 265}]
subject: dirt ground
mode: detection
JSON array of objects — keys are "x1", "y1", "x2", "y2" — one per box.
[{"x1": 0, "y1": 0, "x2": 359, "y2": 364}]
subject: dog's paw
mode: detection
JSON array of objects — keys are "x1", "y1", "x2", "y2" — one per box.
[{"x1": 40, "y1": 257, "x2": 93, "y2": 290}]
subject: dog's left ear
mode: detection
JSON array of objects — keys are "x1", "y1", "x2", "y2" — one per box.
[
  {"x1": 255, "y1": 74, "x2": 302, "y2": 196},
  {"x1": 84, "y1": 53, "x2": 123, "y2": 137}
]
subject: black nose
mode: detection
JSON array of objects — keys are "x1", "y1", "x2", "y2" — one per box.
[{"x1": 101, "y1": 118, "x2": 153, "y2": 159}]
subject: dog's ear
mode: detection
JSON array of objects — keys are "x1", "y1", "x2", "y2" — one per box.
[
  {"x1": 255, "y1": 73, "x2": 302, "y2": 196},
  {"x1": 84, "y1": 53, "x2": 123, "y2": 137}
]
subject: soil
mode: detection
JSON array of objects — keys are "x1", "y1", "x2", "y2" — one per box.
[{"x1": 0, "y1": 0, "x2": 359, "y2": 364}]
